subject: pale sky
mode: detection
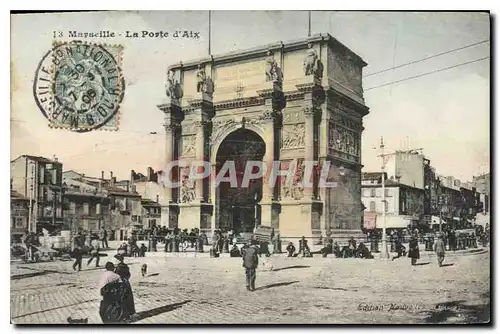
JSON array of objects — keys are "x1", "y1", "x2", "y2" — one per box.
[{"x1": 10, "y1": 11, "x2": 490, "y2": 182}]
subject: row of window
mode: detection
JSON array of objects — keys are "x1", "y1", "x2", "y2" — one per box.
[
  {"x1": 363, "y1": 189, "x2": 391, "y2": 197},
  {"x1": 11, "y1": 217, "x2": 25, "y2": 229},
  {"x1": 145, "y1": 207, "x2": 161, "y2": 215},
  {"x1": 367, "y1": 201, "x2": 389, "y2": 213}
]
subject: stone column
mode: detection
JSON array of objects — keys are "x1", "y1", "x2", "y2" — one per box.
[
  {"x1": 303, "y1": 105, "x2": 316, "y2": 200},
  {"x1": 163, "y1": 123, "x2": 175, "y2": 204},
  {"x1": 261, "y1": 114, "x2": 275, "y2": 202},
  {"x1": 194, "y1": 120, "x2": 206, "y2": 202},
  {"x1": 158, "y1": 103, "x2": 182, "y2": 228}
]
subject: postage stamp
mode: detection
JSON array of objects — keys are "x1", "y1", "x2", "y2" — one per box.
[{"x1": 33, "y1": 41, "x2": 125, "y2": 132}]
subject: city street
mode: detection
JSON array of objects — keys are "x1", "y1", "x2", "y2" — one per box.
[{"x1": 11, "y1": 249, "x2": 490, "y2": 324}]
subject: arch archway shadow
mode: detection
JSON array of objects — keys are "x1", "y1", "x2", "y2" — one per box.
[{"x1": 215, "y1": 128, "x2": 266, "y2": 234}]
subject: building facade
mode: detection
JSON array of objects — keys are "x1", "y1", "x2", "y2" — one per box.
[
  {"x1": 11, "y1": 189, "x2": 30, "y2": 243},
  {"x1": 160, "y1": 33, "x2": 369, "y2": 242},
  {"x1": 361, "y1": 172, "x2": 424, "y2": 230},
  {"x1": 131, "y1": 167, "x2": 168, "y2": 227},
  {"x1": 141, "y1": 198, "x2": 162, "y2": 229},
  {"x1": 473, "y1": 173, "x2": 490, "y2": 213},
  {"x1": 62, "y1": 178, "x2": 110, "y2": 233},
  {"x1": 11, "y1": 155, "x2": 64, "y2": 233},
  {"x1": 63, "y1": 170, "x2": 143, "y2": 240}
]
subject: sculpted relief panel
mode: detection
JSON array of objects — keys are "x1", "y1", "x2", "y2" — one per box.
[
  {"x1": 328, "y1": 122, "x2": 360, "y2": 162},
  {"x1": 282, "y1": 123, "x2": 305, "y2": 149},
  {"x1": 182, "y1": 135, "x2": 196, "y2": 157},
  {"x1": 281, "y1": 159, "x2": 305, "y2": 201},
  {"x1": 180, "y1": 167, "x2": 196, "y2": 203}
]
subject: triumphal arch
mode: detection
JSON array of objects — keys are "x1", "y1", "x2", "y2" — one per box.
[{"x1": 158, "y1": 33, "x2": 369, "y2": 243}]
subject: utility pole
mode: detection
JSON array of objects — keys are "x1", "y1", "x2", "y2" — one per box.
[
  {"x1": 379, "y1": 137, "x2": 389, "y2": 259},
  {"x1": 308, "y1": 11, "x2": 312, "y2": 37},
  {"x1": 208, "y1": 10, "x2": 212, "y2": 55},
  {"x1": 28, "y1": 162, "x2": 34, "y2": 233}
]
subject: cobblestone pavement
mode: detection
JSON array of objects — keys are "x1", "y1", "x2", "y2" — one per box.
[{"x1": 11, "y1": 250, "x2": 490, "y2": 324}]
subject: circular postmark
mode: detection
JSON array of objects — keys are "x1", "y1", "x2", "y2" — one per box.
[{"x1": 33, "y1": 41, "x2": 125, "y2": 132}]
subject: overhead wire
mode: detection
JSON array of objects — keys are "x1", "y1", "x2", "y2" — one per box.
[
  {"x1": 364, "y1": 39, "x2": 489, "y2": 78},
  {"x1": 365, "y1": 56, "x2": 490, "y2": 92}
]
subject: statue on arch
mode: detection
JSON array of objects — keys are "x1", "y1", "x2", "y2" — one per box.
[
  {"x1": 196, "y1": 64, "x2": 215, "y2": 96},
  {"x1": 265, "y1": 50, "x2": 283, "y2": 84},
  {"x1": 303, "y1": 43, "x2": 322, "y2": 78},
  {"x1": 196, "y1": 64, "x2": 207, "y2": 93},
  {"x1": 165, "y1": 70, "x2": 183, "y2": 100}
]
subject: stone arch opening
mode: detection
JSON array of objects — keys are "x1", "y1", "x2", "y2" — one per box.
[{"x1": 215, "y1": 128, "x2": 265, "y2": 234}]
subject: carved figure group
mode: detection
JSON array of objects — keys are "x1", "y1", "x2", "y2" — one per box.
[
  {"x1": 281, "y1": 160, "x2": 305, "y2": 200},
  {"x1": 182, "y1": 135, "x2": 196, "y2": 156},
  {"x1": 303, "y1": 43, "x2": 322, "y2": 78},
  {"x1": 180, "y1": 169, "x2": 196, "y2": 203},
  {"x1": 265, "y1": 51, "x2": 283, "y2": 84},
  {"x1": 282, "y1": 124, "x2": 305, "y2": 149},
  {"x1": 165, "y1": 70, "x2": 183, "y2": 100},
  {"x1": 329, "y1": 124, "x2": 360, "y2": 157},
  {"x1": 195, "y1": 64, "x2": 215, "y2": 96}
]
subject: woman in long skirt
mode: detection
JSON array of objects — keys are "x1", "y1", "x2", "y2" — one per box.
[
  {"x1": 408, "y1": 236, "x2": 420, "y2": 265},
  {"x1": 99, "y1": 262, "x2": 126, "y2": 323},
  {"x1": 114, "y1": 255, "x2": 137, "y2": 321}
]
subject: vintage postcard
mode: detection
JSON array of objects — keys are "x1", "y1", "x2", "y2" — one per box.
[{"x1": 10, "y1": 10, "x2": 490, "y2": 324}]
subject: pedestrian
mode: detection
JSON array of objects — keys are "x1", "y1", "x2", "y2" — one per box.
[
  {"x1": 100, "y1": 227, "x2": 109, "y2": 249},
  {"x1": 286, "y1": 242, "x2": 296, "y2": 257},
  {"x1": 98, "y1": 262, "x2": 123, "y2": 323},
  {"x1": 113, "y1": 254, "x2": 138, "y2": 321},
  {"x1": 434, "y1": 233, "x2": 446, "y2": 267},
  {"x1": 408, "y1": 235, "x2": 420, "y2": 266},
  {"x1": 299, "y1": 236, "x2": 311, "y2": 257},
  {"x1": 230, "y1": 244, "x2": 241, "y2": 257},
  {"x1": 241, "y1": 239, "x2": 259, "y2": 291},
  {"x1": 212, "y1": 230, "x2": 220, "y2": 254},
  {"x1": 72, "y1": 231, "x2": 84, "y2": 271},
  {"x1": 87, "y1": 234, "x2": 101, "y2": 268},
  {"x1": 348, "y1": 236, "x2": 357, "y2": 258}
]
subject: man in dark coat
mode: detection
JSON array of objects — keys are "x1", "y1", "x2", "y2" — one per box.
[
  {"x1": 72, "y1": 231, "x2": 85, "y2": 271},
  {"x1": 241, "y1": 239, "x2": 259, "y2": 291},
  {"x1": 286, "y1": 242, "x2": 296, "y2": 257},
  {"x1": 434, "y1": 234, "x2": 446, "y2": 267},
  {"x1": 408, "y1": 235, "x2": 420, "y2": 265}
]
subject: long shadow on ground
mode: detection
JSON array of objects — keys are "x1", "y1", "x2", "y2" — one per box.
[
  {"x1": 413, "y1": 262, "x2": 431, "y2": 266},
  {"x1": 272, "y1": 265, "x2": 310, "y2": 272},
  {"x1": 255, "y1": 281, "x2": 299, "y2": 291},
  {"x1": 420, "y1": 299, "x2": 491, "y2": 324},
  {"x1": 130, "y1": 300, "x2": 192, "y2": 323}
]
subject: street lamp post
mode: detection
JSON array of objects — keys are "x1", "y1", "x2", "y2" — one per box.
[{"x1": 380, "y1": 137, "x2": 389, "y2": 259}]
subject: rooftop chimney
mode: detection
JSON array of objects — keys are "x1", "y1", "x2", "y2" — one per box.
[
  {"x1": 156, "y1": 194, "x2": 159, "y2": 203},
  {"x1": 126, "y1": 180, "x2": 130, "y2": 192},
  {"x1": 147, "y1": 167, "x2": 154, "y2": 182},
  {"x1": 101, "y1": 171, "x2": 104, "y2": 180},
  {"x1": 110, "y1": 171, "x2": 113, "y2": 180},
  {"x1": 130, "y1": 170, "x2": 136, "y2": 183},
  {"x1": 53, "y1": 154, "x2": 58, "y2": 162}
]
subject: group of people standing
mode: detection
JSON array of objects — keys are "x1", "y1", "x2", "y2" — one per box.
[{"x1": 98, "y1": 254, "x2": 137, "y2": 323}]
